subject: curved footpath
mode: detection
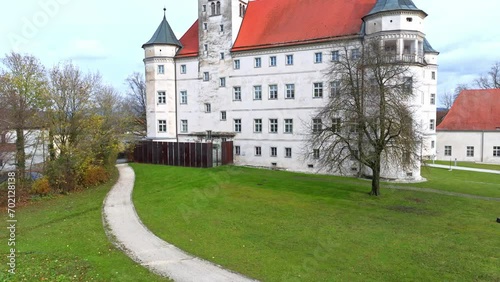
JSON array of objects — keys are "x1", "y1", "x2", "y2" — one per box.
[{"x1": 102, "y1": 164, "x2": 257, "y2": 282}]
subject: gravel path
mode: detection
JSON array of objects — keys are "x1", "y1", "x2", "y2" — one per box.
[{"x1": 102, "y1": 164, "x2": 257, "y2": 282}]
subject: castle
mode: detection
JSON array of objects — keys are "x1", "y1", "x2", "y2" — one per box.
[{"x1": 142, "y1": 0, "x2": 438, "y2": 179}]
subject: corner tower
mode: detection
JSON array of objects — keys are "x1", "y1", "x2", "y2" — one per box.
[
  {"x1": 143, "y1": 9, "x2": 182, "y2": 141},
  {"x1": 363, "y1": 0, "x2": 439, "y2": 161}
]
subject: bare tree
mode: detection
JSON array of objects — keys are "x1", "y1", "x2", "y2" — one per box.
[
  {"x1": 475, "y1": 61, "x2": 500, "y2": 89},
  {"x1": 441, "y1": 92, "x2": 455, "y2": 110},
  {"x1": 0, "y1": 52, "x2": 48, "y2": 187},
  {"x1": 308, "y1": 40, "x2": 421, "y2": 196},
  {"x1": 124, "y1": 72, "x2": 146, "y2": 135}
]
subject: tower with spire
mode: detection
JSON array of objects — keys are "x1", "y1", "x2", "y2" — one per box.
[{"x1": 142, "y1": 8, "x2": 182, "y2": 140}]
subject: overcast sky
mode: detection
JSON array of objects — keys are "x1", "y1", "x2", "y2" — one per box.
[{"x1": 1, "y1": 0, "x2": 499, "y2": 106}]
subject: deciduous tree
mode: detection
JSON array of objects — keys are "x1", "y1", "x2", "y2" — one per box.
[
  {"x1": 308, "y1": 40, "x2": 421, "y2": 196},
  {"x1": 0, "y1": 52, "x2": 48, "y2": 187}
]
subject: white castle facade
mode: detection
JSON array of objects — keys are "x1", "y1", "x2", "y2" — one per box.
[{"x1": 142, "y1": 0, "x2": 438, "y2": 180}]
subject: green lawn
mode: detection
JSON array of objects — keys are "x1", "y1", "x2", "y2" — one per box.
[
  {"x1": 412, "y1": 166, "x2": 500, "y2": 198},
  {"x1": 0, "y1": 170, "x2": 164, "y2": 282},
  {"x1": 132, "y1": 164, "x2": 500, "y2": 282},
  {"x1": 427, "y1": 160, "x2": 500, "y2": 171}
]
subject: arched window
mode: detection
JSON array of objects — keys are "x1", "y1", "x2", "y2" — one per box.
[
  {"x1": 211, "y1": 2, "x2": 215, "y2": 16},
  {"x1": 216, "y1": 1, "x2": 221, "y2": 15}
]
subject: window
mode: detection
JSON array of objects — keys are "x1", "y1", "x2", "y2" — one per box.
[
  {"x1": 220, "y1": 24, "x2": 224, "y2": 32},
  {"x1": 270, "y1": 147, "x2": 277, "y2": 157},
  {"x1": 181, "y1": 120, "x2": 188, "y2": 133},
  {"x1": 203, "y1": 72, "x2": 209, "y2": 81},
  {"x1": 216, "y1": 1, "x2": 221, "y2": 15},
  {"x1": 431, "y1": 140, "x2": 435, "y2": 149},
  {"x1": 430, "y1": 119, "x2": 435, "y2": 130},
  {"x1": 285, "y1": 84, "x2": 295, "y2": 99},
  {"x1": 284, "y1": 119, "x2": 293, "y2": 133},
  {"x1": 313, "y1": 118, "x2": 322, "y2": 133},
  {"x1": 202, "y1": 4, "x2": 206, "y2": 12},
  {"x1": 466, "y1": 146, "x2": 474, "y2": 157},
  {"x1": 403, "y1": 77, "x2": 413, "y2": 94},
  {"x1": 331, "y1": 50, "x2": 339, "y2": 62},
  {"x1": 180, "y1": 91, "x2": 187, "y2": 104},
  {"x1": 444, "y1": 145, "x2": 452, "y2": 156},
  {"x1": 220, "y1": 111, "x2": 226, "y2": 121},
  {"x1": 210, "y1": 2, "x2": 215, "y2": 15},
  {"x1": 235, "y1": 146, "x2": 241, "y2": 155},
  {"x1": 270, "y1": 56, "x2": 277, "y2": 67},
  {"x1": 351, "y1": 150, "x2": 359, "y2": 161},
  {"x1": 313, "y1": 82, "x2": 323, "y2": 98},
  {"x1": 220, "y1": 52, "x2": 225, "y2": 60},
  {"x1": 431, "y1": 71, "x2": 436, "y2": 80},
  {"x1": 332, "y1": 118, "x2": 341, "y2": 133},
  {"x1": 254, "y1": 57, "x2": 262, "y2": 68},
  {"x1": 430, "y1": 93, "x2": 436, "y2": 105},
  {"x1": 233, "y1": 86, "x2": 242, "y2": 101},
  {"x1": 234, "y1": 119, "x2": 242, "y2": 132},
  {"x1": 203, "y1": 44, "x2": 208, "y2": 51},
  {"x1": 255, "y1": 146, "x2": 262, "y2": 156},
  {"x1": 285, "y1": 147, "x2": 292, "y2": 158},
  {"x1": 269, "y1": 84, "x2": 278, "y2": 99},
  {"x1": 158, "y1": 120, "x2": 167, "y2": 133},
  {"x1": 494, "y1": 146, "x2": 500, "y2": 157},
  {"x1": 313, "y1": 149, "x2": 320, "y2": 159},
  {"x1": 330, "y1": 81, "x2": 340, "y2": 97},
  {"x1": 269, "y1": 119, "x2": 278, "y2": 133},
  {"x1": 158, "y1": 65, "x2": 164, "y2": 74},
  {"x1": 219, "y1": 77, "x2": 226, "y2": 87},
  {"x1": 234, "y1": 59, "x2": 240, "y2": 69},
  {"x1": 253, "y1": 85, "x2": 262, "y2": 100},
  {"x1": 203, "y1": 23, "x2": 208, "y2": 30},
  {"x1": 286, "y1": 54, "x2": 294, "y2": 65},
  {"x1": 314, "y1": 52, "x2": 323, "y2": 63},
  {"x1": 254, "y1": 119, "x2": 262, "y2": 133},
  {"x1": 157, "y1": 91, "x2": 166, "y2": 104},
  {"x1": 205, "y1": 103, "x2": 211, "y2": 113},
  {"x1": 180, "y1": 64, "x2": 186, "y2": 74},
  {"x1": 351, "y1": 48, "x2": 360, "y2": 60}
]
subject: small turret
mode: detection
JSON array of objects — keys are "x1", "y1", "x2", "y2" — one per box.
[{"x1": 143, "y1": 9, "x2": 181, "y2": 141}]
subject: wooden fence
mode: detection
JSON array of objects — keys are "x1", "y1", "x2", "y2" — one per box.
[{"x1": 133, "y1": 141, "x2": 233, "y2": 168}]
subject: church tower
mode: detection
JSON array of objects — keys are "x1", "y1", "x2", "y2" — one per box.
[
  {"x1": 363, "y1": 0, "x2": 439, "y2": 160},
  {"x1": 143, "y1": 9, "x2": 182, "y2": 141}
]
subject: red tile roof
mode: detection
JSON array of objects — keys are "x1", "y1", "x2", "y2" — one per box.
[
  {"x1": 232, "y1": 0, "x2": 377, "y2": 51},
  {"x1": 437, "y1": 89, "x2": 500, "y2": 131},
  {"x1": 175, "y1": 0, "x2": 377, "y2": 56},
  {"x1": 176, "y1": 20, "x2": 199, "y2": 58}
]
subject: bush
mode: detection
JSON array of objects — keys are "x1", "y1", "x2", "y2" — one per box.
[
  {"x1": 31, "y1": 177, "x2": 51, "y2": 196},
  {"x1": 80, "y1": 165, "x2": 109, "y2": 188}
]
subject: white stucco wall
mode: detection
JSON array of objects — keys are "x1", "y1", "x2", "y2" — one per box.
[
  {"x1": 144, "y1": 1, "x2": 438, "y2": 180},
  {"x1": 1, "y1": 129, "x2": 48, "y2": 172},
  {"x1": 437, "y1": 131, "x2": 500, "y2": 164}
]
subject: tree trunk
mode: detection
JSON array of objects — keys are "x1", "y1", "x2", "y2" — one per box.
[
  {"x1": 369, "y1": 160, "x2": 381, "y2": 196},
  {"x1": 15, "y1": 127, "x2": 26, "y2": 188}
]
